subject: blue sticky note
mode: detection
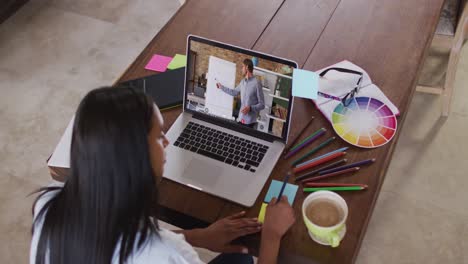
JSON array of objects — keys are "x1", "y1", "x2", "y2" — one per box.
[
  {"x1": 292, "y1": 68, "x2": 319, "y2": 99},
  {"x1": 264, "y1": 180, "x2": 299, "y2": 205}
]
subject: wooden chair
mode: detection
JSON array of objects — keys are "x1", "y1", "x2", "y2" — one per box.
[{"x1": 417, "y1": 0, "x2": 468, "y2": 116}]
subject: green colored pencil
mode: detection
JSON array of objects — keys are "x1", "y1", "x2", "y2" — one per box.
[
  {"x1": 291, "y1": 137, "x2": 335, "y2": 166},
  {"x1": 303, "y1": 186, "x2": 366, "y2": 192},
  {"x1": 290, "y1": 128, "x2": 325, "y2": 152}
]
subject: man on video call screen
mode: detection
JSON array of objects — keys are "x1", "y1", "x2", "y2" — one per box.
[
  {"x1": 186, "y1": 39, "x2": 293, "y2": 138},
  {"x1": 216, "y1": 59, "x2": 265, "y2": 129}
]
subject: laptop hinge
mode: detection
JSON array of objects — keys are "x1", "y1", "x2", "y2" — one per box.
[{"x1": 192, "y1": 112, "x2": 278, "y2": 143}]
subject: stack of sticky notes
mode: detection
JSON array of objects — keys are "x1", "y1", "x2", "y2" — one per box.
[
  {"x1": 167, "y1": 54, "x2": 187, "y2": 70},
  {"x1": 145, "y1": 54, "x2": 173, "y2": 72},
  {"x1": 258, "y1": 180, "x2": 299, "y2": 223},
  {"x1": 145, "y1": 53, "x2": 187, "y2": 72},
  {"x1": 292, "y1": 68, "x2": 319, "y2": 100}
]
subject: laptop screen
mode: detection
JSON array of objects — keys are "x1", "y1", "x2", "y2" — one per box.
[{"x1": 185, "y1": 36, "x2": 297, "y2": 141}]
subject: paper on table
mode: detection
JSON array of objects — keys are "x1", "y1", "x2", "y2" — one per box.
[
  {"x1": 264, "y1": 180, "x2": 299, "y2": 205},
  {"x1": 292, "y1": 68, "x2": 318, "y2": 100},
  {"x1": 313, "y1": 60, "x2": 399, "y2": 122},
  {"x1": 167, "y1": 54, "x2": 187, "y2": 70},
  {"x1": 258, "y1": 180, "x2": 298, "y2": 223},
  {"x1": 144, "y1": 54, "x2": 173, "y2": 72},
  {"x1": 258, "y1": 203, "x2": 268, "y2": 223},
  {"x1": 47, "y1": 116, "x2": 74, "y2": 168}
]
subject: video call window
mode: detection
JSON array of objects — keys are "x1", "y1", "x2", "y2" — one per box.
[{"x1": 186, "y1": 40, "x2": 293, "y2": 138}]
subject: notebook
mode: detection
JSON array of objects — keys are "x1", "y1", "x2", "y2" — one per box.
[
  {"x1": 47, "y1": 68, "x2": 185, "y2": 168},
  {"x1": 119, "y1": 67, "x2": 185, "y2": 111},
  {"x1": 313, "y1": 61, "x2": 399, "y2": 123}
]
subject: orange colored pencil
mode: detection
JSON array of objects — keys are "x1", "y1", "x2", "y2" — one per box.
[
  {"x1": 304, "y1": 182, "x2": 368, "y2": 188},
  {"x1": 301, "y1": 167, "x2": 360, "y2": 183},
  {"x1": 293, "y1": 152, "x2": 346, "y2": 174}
]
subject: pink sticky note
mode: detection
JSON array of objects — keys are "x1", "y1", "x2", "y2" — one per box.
[{"x1": 144, "y1": 54, "x2": 173, "y2": 72}]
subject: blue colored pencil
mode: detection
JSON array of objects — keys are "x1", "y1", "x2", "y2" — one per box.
[
  {"x1": 284, "y1": 128, "x2": 326, "y2": 159},
  {"x1": 291, "y1": 137, "x2": 336, "y2": 166},
  {"x1": 276, "y1": 173, "x2": 290, "y2": 204},
  {"x1": 295, "y1": 147, "x2": 349, "y2": 168},
  {"x1": 318, "y1": 158, "x2": 376, "y2": 175}
]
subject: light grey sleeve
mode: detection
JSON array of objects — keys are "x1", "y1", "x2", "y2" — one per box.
[
  {"x1": 250, "y1": 80, "x2": 265, "y2": 112},
  {"x1": 220, "y1": 81, "x2": 241, "y2": 96}
]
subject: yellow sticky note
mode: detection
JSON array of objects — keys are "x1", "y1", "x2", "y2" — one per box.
[
  {"x1": 258, "y1": 203, "x2": 268, "y2": 223},
  {"x1": 167, "y1": 54, "x2": 187, "y2": 69}
]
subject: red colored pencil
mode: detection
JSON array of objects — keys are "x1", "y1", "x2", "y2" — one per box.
[
  {"x1": 304, "y1": 182, "x2": 368, "y2": 188},
  {"x1": 301, "y1": 167, "x2": 360, "y2": 183},
  {"x1": 293, "y1": 152, "x2": 346, "y2": 174}
]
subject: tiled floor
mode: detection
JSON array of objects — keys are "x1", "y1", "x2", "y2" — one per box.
[{"x1": 0, "y1": 1, "x2": 467, "y2": 263}]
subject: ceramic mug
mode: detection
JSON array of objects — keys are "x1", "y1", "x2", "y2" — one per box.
[{"x1": 302, "y1": 191, "x2": 348, "y2": 247}]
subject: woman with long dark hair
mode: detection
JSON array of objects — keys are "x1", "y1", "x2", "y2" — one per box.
[{"x1": 30, "y1": 87, "x2": 295, "y2": 264}]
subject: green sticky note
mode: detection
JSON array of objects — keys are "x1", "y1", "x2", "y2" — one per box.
[
  {"x1": 258, "y1": 202, "x2": 268, "y2": 223},
  {"x1": 167, "y1": 54, "x2": 187, "y2": 69},
  {"x1": 264, "y1": 180, "x2": 298, "y2": 205}
]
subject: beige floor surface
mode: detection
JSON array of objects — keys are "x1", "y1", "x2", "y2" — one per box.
[{"x1": 0, "y1": 1, "x2": 467, "y2": 263}]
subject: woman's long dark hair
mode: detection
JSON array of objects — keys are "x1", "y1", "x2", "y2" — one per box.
[{"x1": 32, "y1": 86, "x2": 159, "y2": 264}]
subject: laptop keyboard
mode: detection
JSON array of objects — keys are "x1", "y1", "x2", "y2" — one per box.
[{"x1": 173, "y1": 122, "x2": 269, "y2": 173}]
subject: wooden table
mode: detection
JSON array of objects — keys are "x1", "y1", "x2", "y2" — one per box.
[{"x1": 49, "y1": 0, "x2": 445, "y2": 263}]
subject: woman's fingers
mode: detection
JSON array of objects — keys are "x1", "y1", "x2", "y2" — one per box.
[
  {"x1": 235, "y1": 226, "x2": 262, "y2": 237},
  {"x1": 280, "y1": 195, "x2": 288, "y2": 203},
  {"x1": 231, "y1": 218, "x2": 261, "y2": 228},
  {"x1": 270, "y1": 197, "x2": 277, "y2": 204},
  {"x1": 227, "y1": 211, "x2": 246, "y2": 220}
]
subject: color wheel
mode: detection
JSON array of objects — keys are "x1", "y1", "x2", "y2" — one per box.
[{"x1": 332, "y1": 97, "x2": 397, "y2": 148}]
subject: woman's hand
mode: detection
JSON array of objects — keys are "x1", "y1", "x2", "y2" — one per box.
[
  {"x1": 182, "y1": 211, "x2": 261, "y2": 253},
  {"x1": 263, "y1": 196, "x2": 296, "y2": 240},
  {"x1": 257, "y1": 196, "x2": 296, "y2": 264}
]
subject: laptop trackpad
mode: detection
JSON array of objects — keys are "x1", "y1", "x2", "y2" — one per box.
[{"x1": 183, "y1": 158, "x2": 221, "y2": 188}]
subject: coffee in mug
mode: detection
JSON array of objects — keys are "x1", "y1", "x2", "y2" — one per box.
[
  {"x1": 302, "y1": 191, "x2": 348, "y2": 247},
  {"x1": 305, "y1": 198, "x2": 345, "y2": 227}
]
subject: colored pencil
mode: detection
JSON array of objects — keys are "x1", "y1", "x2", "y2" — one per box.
[
  {"x1": 294, "y1": 159, "x2": 347, "y2": 182},
  {"x1": 291, "y1": 137, "x2": 336, "y2": 165},
  {"x1": 295, "y1": 147, "x2": 349, "y2": 168},
  {"x1": 301, "y1": 167, "x2": 360, "y2": 183},
  {"x1": 283, "y1": 117, "x2": 315, "y2": 154},
  {"x1": 318, "y1": 158, "x2": 376, "y2": 175},
  {"x1": 284, "y1": 128, "x2": 326, "y2": 159},
  {"x1": 276, "y1": 173, "x2": 291, "y2": 204},
  {"x1": 293, "y1": 152, "x2": 346, "y2": 174},
  {"x1": 304, "y1": 183, "x2": 368, "y2": 188},
  {"x1": 288, "y1": 128, "x2": 325, "y2": 153},
  {"x1": 303, "y1": 186, "x2": 366, "y2": 192}
]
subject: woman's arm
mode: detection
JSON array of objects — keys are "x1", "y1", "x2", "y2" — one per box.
[
  {"x1": 258, "y1": 232, "x2": 281, "y2": 264},
  {"x1": 258, "y1": 196, "x2": 296, "y2": 264},
  {"x1": 174, "y1": 228, "x2": 205, "y2": 248},
  {"x1": 174, "y1": 211, "x2": 261, "y2": 253}
]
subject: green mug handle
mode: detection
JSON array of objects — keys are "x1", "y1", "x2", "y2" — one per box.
[{"x1": 330, "y1": 232, "x2": 340, "y2": 248}]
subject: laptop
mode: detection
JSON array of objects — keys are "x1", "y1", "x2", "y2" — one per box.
[{"x1": 164, "y1": 35, "x2": 297, "y2": 206}]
